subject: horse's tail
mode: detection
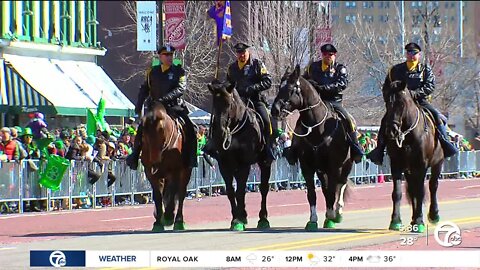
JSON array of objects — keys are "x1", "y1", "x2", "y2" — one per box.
[{"x1": 404, "y1": 180, "x2": 425, "y2": 206}]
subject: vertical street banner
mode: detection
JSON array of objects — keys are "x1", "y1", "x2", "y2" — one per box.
[
  {"x1": 164, "y1": 1, "x2": 186, "y2": 50},
  {"x1": 137, "y1": 1, "x2": 157, "y2": 51}
]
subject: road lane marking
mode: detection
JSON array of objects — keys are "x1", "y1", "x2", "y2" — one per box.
[
  {"x1": 460, "y1": 184, "x2": 480, "y2": 189},
  {"x1": 244, "y1": 216, "x2": 480, "y2": 251},
  {"x1": 100, "y1": 216, "x2": 152, "y2": 222}
]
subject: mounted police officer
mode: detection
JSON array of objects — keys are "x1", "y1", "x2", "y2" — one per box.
[
  {"x1": 303, "y1": 43, "x2": 365, "y2": 163},
  {"x1": 367, "y1": 42, "x2": 458, "y2": 165},
  {"x1": 204, "y1": 42, "x2": 276, "y2": 160},
  {"x1": 126, "y1": 44, "x2": 197, "y2": 170}
]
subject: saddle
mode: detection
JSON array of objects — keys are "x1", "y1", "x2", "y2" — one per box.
[{"x1": 323, "y1": 102, "x2": 356, "y2": 132}]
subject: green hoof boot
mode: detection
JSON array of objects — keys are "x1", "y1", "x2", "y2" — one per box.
[
  {"x1": 232, "y1": 222, "x2": 245, "y2": 231},
  {"x1": 173, "y1": 222, "x2": 186, "y2": 231},
  {"x1": 412, "y1": 224, "x2": 425, "y2": 233},
  {"x1": 389, "y1": 221, "x2": 402, "y2": 231},
  {"x1": 333, "y1": 214, "x2": 343, "y2": 223},
  {"x1": 305, "y1": 221, "x2": 318, "y2": 231},
  {"x1": 428, "y1": 214, "x2": 440, "y2": 224},
  {"x1": 161, "y1": 216, "x2": 174, "y2": 226},
  {"x1": 257, "y1": 219, "x2": 270, "y2": 229},
  {"x1": 152, "y1": 224, "x2": 165, "y2": 232},
  {"x1": 239, "y1": 218, "x2": 248, "y2": 225},
  {"x1": 323, "y1": 219, "x2": 336, "y2": 229}
]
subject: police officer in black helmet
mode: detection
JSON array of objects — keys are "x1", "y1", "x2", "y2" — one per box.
[
  {"x1": 367, "y1": 42, "x2": 458, "y2": 165},
  {"x1": 126, "y1": 44, "x2": 198, "y2": 169},
  {"x1": 303, "y1": 43, "x2": 365, "y2": 163},
  {"x1": 204, "y1": 42, "x2": 276, "y2": 160}
]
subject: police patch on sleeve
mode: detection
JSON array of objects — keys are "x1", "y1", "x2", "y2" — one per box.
[
  {"x1": 339, "y1": 66, "x2": 347, "y2": 74},
  {"x1": 260, "y1": 63, "x2": 268, "y2": 75}
]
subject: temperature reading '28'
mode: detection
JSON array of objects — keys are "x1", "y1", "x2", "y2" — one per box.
[{"x1": 400, "y1": 236, "x2": 418, "y2": 246}]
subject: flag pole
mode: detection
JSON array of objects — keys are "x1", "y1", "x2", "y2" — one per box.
[{"x1": 214, "y1": 38, "x2": 223, "y2": 80}]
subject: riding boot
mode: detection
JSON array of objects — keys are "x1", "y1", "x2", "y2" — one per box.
[
  {"x1": 366, "y1": 133, "x2": 386, "y2": 166},
  {"x1": 126, "y1": 124, "x2": 143, "y2": 170},
  {"x1": 437, "y1": 124, "x2": 458, "y2": 158},
  {"x1": 348, "y1": 131, "x2": 365, "y2": 164}
]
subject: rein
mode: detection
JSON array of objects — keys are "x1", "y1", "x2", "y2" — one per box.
[
  {"x1": 283, "y1": 100, "x2": 328, "y2": 137},
  {"x1": 394, "y1": 102, "x2": 421, "y2": 148},
  {"x1": 222, "y1": 106, "x2": 249, "y2": 150}
]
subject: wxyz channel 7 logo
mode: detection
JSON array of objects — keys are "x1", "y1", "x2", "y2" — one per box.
[
  {"x1": 30, "y1": 250, "x2": 86, "y2": 267},
  {"x1": 398, "y1": 221, "x2": 462, "y2": 247}
]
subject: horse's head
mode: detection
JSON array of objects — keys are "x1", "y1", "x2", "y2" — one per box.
[
  {"x1": 271, "y1": 65, "x2": 304, "y2": 119},
  {"x1": 207, "y1": 79, "x2": 236, "y2": 114},
  {"x1": 207, "y1": 80, "x2": 240, "y2": 136},
  {"x1": 384, "y1": 77, "x2": 417, "y2": 142},
  {"x1": 141, "y1": 103, "x2": 175, "y2": 167}
]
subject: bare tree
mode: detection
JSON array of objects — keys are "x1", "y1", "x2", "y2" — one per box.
[
  {"x1": 108, "y1": 1, "x2": 218, "y2": 106},
  {"x1": 333, "y1": 2, "x2": 478, "y2": 126},
  {"x1": 241, "y1": 1, "x2": 328, "y2": 98}
]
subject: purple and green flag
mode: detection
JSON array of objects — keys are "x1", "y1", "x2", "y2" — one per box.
[{"x1": 208, "y1": 1, "x2": 232, "y2": 45}]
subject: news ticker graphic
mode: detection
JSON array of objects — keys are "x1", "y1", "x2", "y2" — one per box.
[{"x1": 30, "y1": 250, "x2": 480, "y2": 268}]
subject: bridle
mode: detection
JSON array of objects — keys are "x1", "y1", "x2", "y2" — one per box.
[
  {"x1": 280, "y1": 80, "x2": 328, "y2": 137},
  {"x1": 388, "y1": 87, "x2": 421, "y2": 148}
]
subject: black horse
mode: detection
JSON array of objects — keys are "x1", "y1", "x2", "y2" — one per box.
[
  {"x1": 271, "y1": 65, "x2": 353, "y2": 230},
  {"x1": 207, "y1": 80, "x2": 273, "y2": 231},
  {"x1": 382, "y1": 77, "x2": 443, "y2": 233}
]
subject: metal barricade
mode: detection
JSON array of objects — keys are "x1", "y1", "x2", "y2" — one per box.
[
  {"x1": 22, "y1": 160, "x2": 48, "y2": 210},
  {"x1": 70, "y1": 161, "x2": 92, "y2": 209},
  {"x1": 2, "y1": 151, "x2": 480, "y2": 214}
]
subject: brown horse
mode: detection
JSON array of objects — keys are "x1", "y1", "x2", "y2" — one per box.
[
  {"x1": 141, "y1": 102, "x2": 192, "y2": 232},
  {"x1": 383, "y1": 78, "x2": 443, "y2": 233}
]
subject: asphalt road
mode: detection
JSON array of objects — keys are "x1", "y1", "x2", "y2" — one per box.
[{"x1": 1, "y1": 178, "x2": 479, "y2": 269}]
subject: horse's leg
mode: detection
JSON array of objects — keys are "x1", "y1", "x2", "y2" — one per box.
[
  {"x1": 300, "y1": 157, "x2": 318, "y2": 231},
  {"x1": 257, "y1": 162, "x2": 272, "y2": 229},
  {"x1": 323, "y1": 169, "x2": 339, "y2": 229},
  {"x1": 333, "y1": 182, "x2": 347, "y2": 224},
  {"x1": 149, "y1": 176, "x2": 165, "y2": 232},
  {"x1": 334, "y1": 161, "x2": 352, "y2": 224},
  {"x1": 219, "y1": 164, "x2": 237, "y2": 230},
  {"x1": 162, "y1": 175, "x2": 176, "y2": 227},
  {"x1": 232, "y1": 166, "x2": 249, "y2": 231},
  {"x1": 174, "y1": 167, "x2": 192, "y2": 231},
  {"x1": 408, "y1": 169, "x2": 427, "y2": 233},
  {"x1": 389, "y1": 166, "x2": 403, "y2": 230},
  {"x1": 428, "y1": 162, "x2": 442, "y2": 224}
]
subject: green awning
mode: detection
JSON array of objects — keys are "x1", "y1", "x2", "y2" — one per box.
[
  {"x1": 2, "y1": 55, "x2": 135, "y2": 117},
  {"x1": 0, "y1": 60, "x2": 56, "y2": 114}
]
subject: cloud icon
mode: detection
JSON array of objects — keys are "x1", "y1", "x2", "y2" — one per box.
[
  {"x1": 367, "y1": 255, "x2": 381, "y2": 263},
  {"x1": 246, "y1": 254, "x2": 257, "y2": 264}
]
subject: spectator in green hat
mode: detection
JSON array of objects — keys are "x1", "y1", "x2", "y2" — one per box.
[{"x1": 22, "y1": 128, "x2": 40, "y2": 159}]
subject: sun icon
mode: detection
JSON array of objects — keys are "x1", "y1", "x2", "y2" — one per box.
[{"x1": 307, "y1": 253, "x2": 320, "y2": 265}]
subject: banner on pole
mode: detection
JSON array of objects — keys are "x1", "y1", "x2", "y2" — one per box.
[
  {"x1": 136, "y1": 1, "x2": 157, "y2": 51},
  {"x1": 164, "y1": 1, "x2": 186, "y2": 50}
]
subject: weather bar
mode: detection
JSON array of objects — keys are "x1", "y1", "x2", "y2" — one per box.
[{"x1": 80, "y1": 250, "x2": 480, "y2": 267}]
